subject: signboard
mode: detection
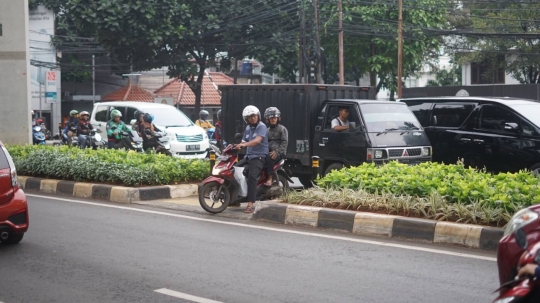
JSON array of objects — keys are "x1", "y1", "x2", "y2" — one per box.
[
  {"x1": 155, "y1": 97, "x2": 174, "y2": 106},
  {"x1": 45, "y1": 71, "x2": 57, "y2": 103}
]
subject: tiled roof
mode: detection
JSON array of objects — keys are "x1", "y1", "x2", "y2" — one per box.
[
  {"x1": 154, "y1": 72, "x2": 234, "y2": 106},
  {"x1": 102, "y1": 83, "x2": 156, "y2": 102}
]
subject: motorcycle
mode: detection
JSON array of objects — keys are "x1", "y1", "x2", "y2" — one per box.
[
  {"x1": 493, "y1": 227, "x2": 540, "y2": 302},
  {"x1": 198, "y1": 142, "x2": 293, "y2": 214},
  {"x1": 118, "y1": 130, "x2": 144, "y2": 152},
  {"x1": 71, "y1": 129, "x2": 105, "y2": 149},
  {"x1": 143, "y1": 129, "x2": 172, "y2": 156},
  {"x1": 32, "y1": 126, "x2": 46, "y2": 145}
]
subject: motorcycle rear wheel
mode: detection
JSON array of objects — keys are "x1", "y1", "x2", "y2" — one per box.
[{"x1": 199, "y1": 181, "x2": 231, "y2": 214}]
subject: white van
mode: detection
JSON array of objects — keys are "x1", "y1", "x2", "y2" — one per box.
[{"x1": 90, "y1": 102, "x2": 209, "y2": 159}]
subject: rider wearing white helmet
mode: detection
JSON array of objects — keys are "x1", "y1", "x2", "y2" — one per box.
[{"x1": 235, "y1": 105, "x2": 269, "y2": 213}]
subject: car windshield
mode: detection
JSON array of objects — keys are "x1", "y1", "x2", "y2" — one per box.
[
  {"x1": 511, "y1": 104, "x2": 540, "y2": 126},
  {"x1": 360, "y1": 103, "x2": 422, "y2": 132},
  {"x1": 146, "y1": 108, "x2": 193, "y2": 127}
]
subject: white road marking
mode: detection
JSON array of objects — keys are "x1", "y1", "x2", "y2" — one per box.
[
  {"x1": 154, "y1": 288, "x2": 224, "y2": 303},
  {"x1": 27, "y1": 193, "x2": 497, "y2": 262}
]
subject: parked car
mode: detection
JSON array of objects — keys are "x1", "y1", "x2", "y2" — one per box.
[
  {"x1": 399, "y1": 96, "x2": 540, "y2": 173},
  {"x1": 221, "y1": 84, "x2": 432, "y2": 187},
  {"x1": 0, "y1": 141, "x2": 29, "y2": 244},
  {"x1": 89, "y1": 102, "x2": 209, "y2": 159}
]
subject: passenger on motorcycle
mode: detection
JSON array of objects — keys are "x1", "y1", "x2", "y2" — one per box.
[
  {"x1": 132, "y1": 110, "x2": 145, "y2": 137},
  {"x1": 235, "y1": 105, "x2": 269, "y2": 213},
  {"x1": 195, "y1": 110, "x2": 214, "y2": 130},
  {"x1": 106, "y1": 109, "x2": 130, "y2": 148},
  {"x1": 64, "y1": 110, "x2": 79, "y2": 144},
  {"x1": 141, "y1": 113, "x2": 160, "y2": 150},
  {"x1": 77, "y1": 111, "x2": 94, "y2": 148},
  {"x1": 263, "y1": 107, "x2": 288, "y2": 186}
]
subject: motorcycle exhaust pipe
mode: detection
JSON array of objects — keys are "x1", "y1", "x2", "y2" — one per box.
[{"x1": 1, "y1": 231, "x2": 9, "y2": 240}]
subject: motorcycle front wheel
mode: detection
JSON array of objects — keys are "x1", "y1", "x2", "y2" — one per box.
[{"x1": 199, "y1": 181, "x2": 231, "y2": 214}]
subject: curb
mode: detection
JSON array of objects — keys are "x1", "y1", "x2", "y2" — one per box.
[
  {"x1": 253, "y1": 201, "x2": 503, "y2": 251},
  {"x1": 18, "y1": 176, "x2": 198, "y2": 204}
]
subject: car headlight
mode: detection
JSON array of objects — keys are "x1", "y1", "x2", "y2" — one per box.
[
  {"x1": 203, "y1": 133, "x2": 208, "y2": 140},
  {"x1": 375, "y1": 150, "x2": 383, "y2": 159},
  {"x1": 493, "y1": 297, "x2": 517, "y2": 303},
  {"x1": 421, "y1": 147, "x2": 431, "y2": 156},
  {"x1": 504, "y1": 208, "x2": 539, "y2": 237}
]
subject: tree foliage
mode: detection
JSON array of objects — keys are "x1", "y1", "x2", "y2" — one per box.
[{"x1": 452, "y1": 1, "x2": 540, "y2": 84}]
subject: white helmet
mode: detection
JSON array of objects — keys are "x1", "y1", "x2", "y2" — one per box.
[{"x1": 242, "y1": 105, "x2": 260, "y2": 124}]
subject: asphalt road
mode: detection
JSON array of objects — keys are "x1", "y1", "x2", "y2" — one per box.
[{"x1": 0, "y1": 194, "x2": 499, "y2": 303}]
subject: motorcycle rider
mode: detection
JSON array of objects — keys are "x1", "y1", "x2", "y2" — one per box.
[
  {"x1": 65, "y1": 110, "x2": 79, "y2": 144},
  {"x1": 195, "y1": 110, "x2": 214, "y2": 130},
  {"x1": 106, "y1": 109, "x2": 130, "y2": 148},
  {"x1": 214, "y1": 109, "x2": 223, "y2": 150},
  {"x1": 132, "y1": 110, "x2": 145, "y2": 137},
  {"x1": 77, "y1": 111, "x2": 94, "y2": 148},
  {"x1": 235, "y1": 105, "x2": 269, "y2": 213},
  {"x1": 263, "y1": 107, "x2": 288, "y2": 186}
]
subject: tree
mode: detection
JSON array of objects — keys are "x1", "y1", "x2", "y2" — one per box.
[
  {"x1": 452, "y1": 1, "x2": 540, "y2": 84},
  {"x1": 320, "y1": 0, "x2": 449, "y2": 96},
  {"x1": 62, "y1": 0, "x2": 299, "y2": 113}
]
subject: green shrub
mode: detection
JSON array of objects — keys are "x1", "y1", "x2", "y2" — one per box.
[
  {"x1": 317, "y1": 161, "x2": 540, "y2": 208},
  {"x1": 7, "y1": 145, "x2": 209, "y2": 186}
]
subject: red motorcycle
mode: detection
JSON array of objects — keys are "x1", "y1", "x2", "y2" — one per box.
[
  {"x1": 494, "y1": 206, "x2": 540, "y2": 302},
  {"x1": 198, "y1": 143, "x2": 292, "y2": 214}
]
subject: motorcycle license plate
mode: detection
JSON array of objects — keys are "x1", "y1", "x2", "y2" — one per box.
[{"x1": 186, "y1": 144, "x2": 200, "y2": 151}]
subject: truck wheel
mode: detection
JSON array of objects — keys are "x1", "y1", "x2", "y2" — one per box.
[
  {"x1": 324, "y1": 163, "x2": 344, "y2": 176},
  {"x1": 298, "y1": 177, "x2": 314, "y2": 188},
  {"x1": 1, "y1": 233, "x2": 24, "y2": 245}
]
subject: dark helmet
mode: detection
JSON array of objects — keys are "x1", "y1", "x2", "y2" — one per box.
[
  {"x1": 217, "y1": 110, "x2": 222, "y2": 120},
  {"x1": 143, "y1": 113, "x2": 154, "y2": 123},
  {"x1": 134, "y1": 110, "x2": 145, "y2": 120},
  {"x1": 264, "y1": 107, "x2": 281, "y2": 120},
  {"x1": 199, "y1": 110, "x2": 209, "y2": 120}
]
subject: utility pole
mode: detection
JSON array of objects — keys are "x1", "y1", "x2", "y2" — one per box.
[
  {"x1": 397, "y1": 0, "x2": 403, "y2": 98},
  {"x1": 313, "y1": 0, "x2": 323, "y2": 83},
  {"x1": 92, "y1": 54, "x2": 96, "y2": 106},
  {"x1": 298, "y1": 0, "x2": 305, "y2": 84},
  {"x1": 338, "y1": 0, "x2": 344, "y2": 85}
]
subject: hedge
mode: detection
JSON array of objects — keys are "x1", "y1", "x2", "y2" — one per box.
[
  {"x1": 316, "y1": 161, "x2": 540, "y2": 209},
  {"x1": 7, "y1": 145, "x2": 209, "y2": 186}
]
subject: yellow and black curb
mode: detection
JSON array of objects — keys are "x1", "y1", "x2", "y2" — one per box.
[{"x1": 253, "y1": 201, "x2": 503, "y2": 251}]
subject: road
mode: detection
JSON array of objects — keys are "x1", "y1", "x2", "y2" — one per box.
[{"x1": 0, "y1": 194, "x2": 499, "y2": 303}]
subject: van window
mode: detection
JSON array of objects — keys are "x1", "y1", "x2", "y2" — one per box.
[
  {"x1": 325, "y1": 105, "x2": 359, "y2": 130},
  {"x1": 94, "y1": 105, "x2": 108, "y2": 122},
  {"x1": 0, "y1": 147, "x2": 10, "y2": 170},
  {"x1": 480, "y1": 105, "x2": 520, "y2": 132},
  {"x1": 431, "y1": 104, "x2": 475, "y2": 127},
  {"x1": 126, "y1": 107, "x2": 138, "y2": 124},
  {"x1": 110, "y1": 106, "x2": 126, "y2": 120},
  {"x1": 406, "y1": 102, "x2": 432, "y2": 127}
]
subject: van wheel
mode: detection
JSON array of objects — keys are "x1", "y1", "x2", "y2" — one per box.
[
  {"x1": 530, "y1": 163, "x2": 540, "y2": 176},
  {"x1": 1, "y1": 233, "x2": 24, "y2": 245},
  {"x1": 324, "y1": 163, "x2": 344, "y2": 176}
]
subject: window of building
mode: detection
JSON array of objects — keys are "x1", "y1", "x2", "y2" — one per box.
[
  {"x1": 471, "y1": 58, "x2": 505, "y2": 84},
  {"x1": 431, "y1": 103, "x2": 476, "y2": 128}
]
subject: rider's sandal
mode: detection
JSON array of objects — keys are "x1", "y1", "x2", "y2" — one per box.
[
  {"x1": 264, "y1": 181, "x2": 272, "y2": 187},
  {"x1": 244, "y1": 206, "x2": 254, "y2": 213}
]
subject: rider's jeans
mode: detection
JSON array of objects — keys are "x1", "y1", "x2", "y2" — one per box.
[{"x1": 78, "y1": 134, "x2": 89, "y2": 148}]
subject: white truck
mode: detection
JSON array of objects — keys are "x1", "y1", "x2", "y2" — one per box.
[{"x1": 90, "y1": 102, "x2": 209, "y2": 158}]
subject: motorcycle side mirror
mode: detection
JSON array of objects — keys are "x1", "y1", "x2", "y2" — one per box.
[
  {"x1": 515, "y1": 228, "x2": 528, "y2": 250},
  {"x1": 130, "y1": 119, "x2": 136, "y2": 125},
  {"x1": 234, "y1": 133, "x2": 242, "y2": 140}
]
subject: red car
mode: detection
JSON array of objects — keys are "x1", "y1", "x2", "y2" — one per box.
[{"x1": 0, "y1": 141, "x2": 29, "y2": 244}]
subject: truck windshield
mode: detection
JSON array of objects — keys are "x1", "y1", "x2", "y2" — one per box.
[
  {"x1": 147, "y1": 108, "x2": 194, "y2": 127},
  {"x1": 360, "y1": 103, "x2": 422, "y2": 133}
]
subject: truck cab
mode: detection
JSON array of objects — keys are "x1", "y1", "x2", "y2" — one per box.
[{"x1": 311, "y1": 100, "x2": 432, "y2": 176}]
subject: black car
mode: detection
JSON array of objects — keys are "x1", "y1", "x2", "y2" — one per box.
[{"x1": 400, "y1": 97, "x2": 540, "y2": 173}]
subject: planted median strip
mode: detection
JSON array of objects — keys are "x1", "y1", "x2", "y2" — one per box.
[
  {"x1": 285, "y1": 161, "x2": 540, "y2": 227},
  {"x1": 7, "y1": 145, "x2": 208, "y2": 186}
]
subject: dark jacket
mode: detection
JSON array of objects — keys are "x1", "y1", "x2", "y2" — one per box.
[
  {"x1": 268, "y1": 124, "x2": 288, "y2": 157},
  {"x1": 67, "y1": 117, "x2": 79, "y2": 130},
  {"x1": 77, "y1": 120, "x2": 93, "y2": 135}
]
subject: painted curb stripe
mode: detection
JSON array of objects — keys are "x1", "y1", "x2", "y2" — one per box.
[{"x1": 318, "y1": 209, "x2": 356, "y2": 233}]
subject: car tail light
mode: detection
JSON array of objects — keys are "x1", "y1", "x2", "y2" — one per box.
[{"x1": 11, "y1": 169, "x2": 18, "y2": 191}]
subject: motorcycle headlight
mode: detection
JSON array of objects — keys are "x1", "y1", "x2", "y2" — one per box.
[
  {"x1": 212, "y1": 165, "x2": 227, "y2": 176},
  {"x1": 493, "y1": 297, "x2": 517, "y2": 303},
  {"x1": 504, "y1": 208, "x2": 539, "y2": 237},
  {"x1": 95, "y1": 134, "x2": 102, "y2": 141}
]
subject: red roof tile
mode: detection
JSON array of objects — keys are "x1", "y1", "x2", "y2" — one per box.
[
  {"x1": 154, "y1": 72, "x2": 234, "y2": 106},
  {"x1": 102, "y1": 83, "x2": 156, "y2": 102}
]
